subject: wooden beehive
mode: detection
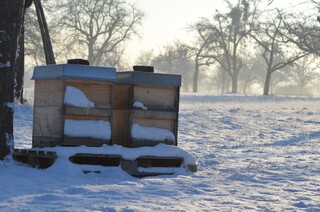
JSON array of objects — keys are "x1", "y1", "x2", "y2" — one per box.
[
  {"x1": 112, "y1": 67, "x2": 181, "y2": 147},
  {"x1": 32, "y1": 64, "x2": 116, "y2": 147}
]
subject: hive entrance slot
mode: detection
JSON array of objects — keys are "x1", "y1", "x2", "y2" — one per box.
[
  {"x1": 69, "y1": 154, "x2": 121, "y2": 166},
  {"x1": 136, "y1": 156, "x2": 183, "y2": 168}
]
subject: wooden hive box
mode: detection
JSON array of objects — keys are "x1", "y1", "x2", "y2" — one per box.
[
  {"x1": 112, "y1": 67, "x2": 181, "y2": 147},
  {"x1": 32, "y1": 64, "x2": 116, "y2": 147}
]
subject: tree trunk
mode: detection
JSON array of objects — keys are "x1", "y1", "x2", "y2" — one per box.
[
  {"x1": 231, "y1": 74, "x2": 238, "y2": 93},
  {"x1": 263, "y1": 70, "x2": 272, "y2": 95},
  {"x1": 16, "y1": 25, "x2": 25, "y2": 104},
  {"x1": 243, "y1": 81, "x2": 249, "y2": 94},
  {"x1": 34, "y1": 0, "x2": 55, "y2": 65},
  {"x1": 183, "y1": 75, "x2": 189, "y2": 92},
  {"x1": 0, "y1": 0, "x2": 26, "y2": 160},
  {"x1": 193, "y1": 60, "x2": 199, "y2": 93},
  {"x1": 0, "y1": 71, "x2": 15, "y2": 160},
  {"x1": 221, "y1": 69, "x2": 227, "y2": 94}
]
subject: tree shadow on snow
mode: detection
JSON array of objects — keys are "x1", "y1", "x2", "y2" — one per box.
[{"x1": 269, "y1": 131, "x2": 320, "y2": 147}]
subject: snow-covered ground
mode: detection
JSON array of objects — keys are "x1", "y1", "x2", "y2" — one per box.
[{"x1": 1, "y1": 94, "x2": 320, "y2": 211}]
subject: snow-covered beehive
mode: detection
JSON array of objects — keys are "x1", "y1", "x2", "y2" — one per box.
[
  {"x1": 32, "y1": 63, "x2": 116, "y2": 147},
  {"x1": 112, "y1": 66, "x2": 181, "y2": 147}
]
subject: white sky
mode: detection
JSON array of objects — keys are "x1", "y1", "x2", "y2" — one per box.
[
  {"x1": 124, "y1": 0, "x2": 314, "y2": 66},
  {"x1": 125, "y1": 0, "x2": 222, "y2": 65}
]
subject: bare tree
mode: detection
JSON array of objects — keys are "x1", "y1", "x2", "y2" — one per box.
[
  {"x1": 250, "y1": 11, "x2": 309, "y2": 95},
  {"x1": 15, "y1": 0, "x2": 54, "y2": 104},
  {"x1": 269, "y1": 67, "x2": 290, "y2": 95},
  {"x1": 54, "y1": 0, "x2": 143, "y2": 66},
  {"x1": 284, "y1": 9, "x2": 320, "y2": 56},
  {"x1": 135, "y1": 50, "x2": 155, "y2": 66},
  {"x1": 193, "y1": 0, "x2": 261, "y2": 93},
  {"x1": 151, "y1": 42, "x2": 194, "y2": 92},
  {"x1": 214, "y1": 67, "x2": 231, "y2": 94},
  {"x1": 25, "y1": 6, "x2": 46, "y2": 66},
  {"x1": 34, "y1": 0, "x2": 55, "y2": 65},
  {"x1": 287, "y1": 56, "x2": 319, "y2": 94},
  {"x1": 188, "y1": 24, "x2": 215, "y2": 93},
  {"x1": 0, "y1": 0, "x2": 32, "y2": 160},
  {"x1": 25, "y1": 1, "x2": 78, "y2": 66},
  {"x1": 239, "y1": 54, "x2": 264, "y2": 94}
]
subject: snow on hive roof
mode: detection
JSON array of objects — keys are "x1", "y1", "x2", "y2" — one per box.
[{"x1": 32, "y1": 64, "x2": 116, "y2": 81}]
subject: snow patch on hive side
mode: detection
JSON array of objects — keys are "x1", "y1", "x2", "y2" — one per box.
[
  {"x1": 64, "y1": 119, "x2": 111, "y2": 140},
  {"x1": 64, "y1": 86, "x2": 94, "y2": 108},
  {"x1": 131, "y1": 124, "x2": 175, "y2": 142},
  {"x1": 133, "y1": 101, "x2": 148, "y2": 110}
]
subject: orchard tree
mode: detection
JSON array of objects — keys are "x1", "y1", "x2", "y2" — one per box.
[
  {"x1": 0, "y1": 0, "x2": 33, "y2": 160},
  {"x1": 287, "y1": 56, "x2": 319, "y2": 94},
  {"x1": 188, "y1": 22, "x2": 215, "y2": 93},
  {"x1": 239, "y1": 54, "x2": 264, "y2": 94},
  {"x1": 193, "y1": 0, "x2": 261, "y2": 93},
  {"x1": 54, "y1": 0, "x2": 143, "y2": 66},
  {"x1": 135, "y1": 50, "x2": 155, "y2": 66},
  {"x1": 136, "y1": 42, "x2": 194, "y2": 92},
  {"x1": 284, "y1": 8, "x2": 320, "y2": 56},
  {"x1": 152, "y1": 42, "x2": 194, "y2": 92},
  {"x1": 214, "y1": 67, "x2": 231, "y2": 94},
  {"x1": 269, "y1": 67, "x2": 290, "y2": 95},
  {"x1": 250, "y1": 10, "x2": 309, "y2": 95}
]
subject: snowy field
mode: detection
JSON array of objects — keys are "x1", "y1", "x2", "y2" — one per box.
[{"x1": 1, "y1": 94, "x2": 320, "y2": 211}]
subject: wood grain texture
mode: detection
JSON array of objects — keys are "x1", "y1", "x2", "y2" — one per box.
[
  {"x1": 111, "y1": 109, "x2": 131, "y2": 146},
  {"x1": 132, "y1": 118, "x2": 175, "y2": 131},
  {"x1": 132, "y1": 110, "x2": 177, "y2": 120},
  {"x1": 32, "y1": 136, "x2": 61, "y2": 147},
  {"x1": 62, "y1": 136, "x2": 110, "y2": 147},
  {"x1": 32, "y1": 106, "x2": 62, "y2": 137},
  {"x1": 64, "y1": 114, "x2": 110, "y2": 121},
  {"x1": 64, "y1": 105, "x2": 111, "y2": 117},
  {"x1": 66, "y1": 79, "x2": 113, "y2": 107},
  {"x1": 113, "y1": 84, "x2": 132, "y2": 109},
  {"x1": 34, "y1": 79, "x2": 64, "y2": 106},
  {"x1": 133, "y1": 85, "x2": 178, "y2": 109}
]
